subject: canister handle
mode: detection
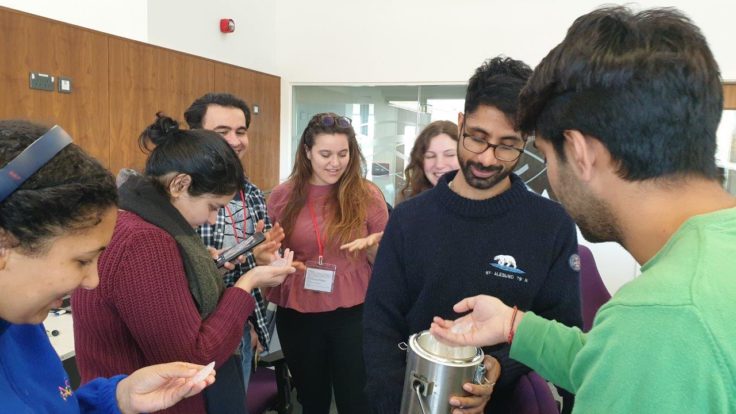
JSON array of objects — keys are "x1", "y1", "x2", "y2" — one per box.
[
  {"x1": 398, "y1": 341, "x2": 408, "y2": 351},
  {"x1": 413, "y1": 381, "x2": 430, "y2": 414}
]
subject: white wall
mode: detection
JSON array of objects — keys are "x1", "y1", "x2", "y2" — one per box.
[
  {"x1": 0, "y1": 0, "x2": 147, "y2": 41},
  {"x1": 146, "y1": 0, "x2": 279, "y2": 76},
  {"x1": 273, "y1": 0, "x2": 736, "y2": 83}
]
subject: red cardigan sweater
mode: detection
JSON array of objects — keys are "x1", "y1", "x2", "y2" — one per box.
[{"x1": 72, "y1": 211, "x2": 254, "y2": 414}]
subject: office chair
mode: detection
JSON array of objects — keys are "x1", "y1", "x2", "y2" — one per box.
[
  {"x1": 512, "y1": 371, "x2": 560, "y2": 414},
  {"x1": 578, "y1": 245, "x2": 611, "y2": 332}
]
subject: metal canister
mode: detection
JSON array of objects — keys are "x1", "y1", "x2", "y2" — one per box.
[{"x1": 399, "y1": 330, "x2": 485, "y2": 414}]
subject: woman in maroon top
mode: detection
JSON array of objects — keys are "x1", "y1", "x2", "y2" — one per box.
[
  {"x1": 72, "y1": 114, "x2": 295, "y2": 414},
  {"x1": 267, "y1": 113, "x2": 388, "y2": 414}
]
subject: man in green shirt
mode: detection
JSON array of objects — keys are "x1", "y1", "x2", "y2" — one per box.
[{"x1": 430, "y1": 6, "x2": 736, "y2": 413}]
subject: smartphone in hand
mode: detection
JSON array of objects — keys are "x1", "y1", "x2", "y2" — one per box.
[{"x1": 215, "y1": 232, "x2": 267, "y2": 268}]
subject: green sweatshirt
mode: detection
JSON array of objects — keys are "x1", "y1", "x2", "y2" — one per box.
[{"x1": 511, "y1": 208, "x2": 736, "y2": 413}]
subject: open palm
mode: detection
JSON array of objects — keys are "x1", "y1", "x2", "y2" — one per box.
[{"x1": 430, "y1": 295, "x2": 514, "y2": 347}]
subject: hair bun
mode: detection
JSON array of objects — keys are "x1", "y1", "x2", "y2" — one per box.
[
  {"x1": 161, "y1": 117, "x2": 179, "y2": 136},
  {"x1": 138, "y1": 112, "x2": 182, "y2": 151},
  {"x1": 140, "y1": 112, "x2": 181, "y2": 148},
  {"x1": 154, "y1": 112, "x2": 179, "y2": 136}
]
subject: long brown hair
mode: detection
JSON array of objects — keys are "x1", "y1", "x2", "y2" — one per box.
[
  {"x1": 280, "y1": 113, "x2": 372, "y2": 246},
  {"x1": 399, "y1": 120, "x2": 458, "y2": 201}
]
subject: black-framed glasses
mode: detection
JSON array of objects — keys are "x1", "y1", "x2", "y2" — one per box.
[
  {"x1": 461, "y1": 128, "x2": 525, "y2": 162},
  {"x1": 319, "y1": 115, "x2": 352, "y2": 129}
]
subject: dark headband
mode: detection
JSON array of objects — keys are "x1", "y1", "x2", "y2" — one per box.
[{"x1": 0, "y1": 125, "x2": 73, "y2": 202}]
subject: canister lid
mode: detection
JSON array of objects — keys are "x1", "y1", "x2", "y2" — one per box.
[{"x1": 414, "y1": 330, "x2": 480, "y2": 362}]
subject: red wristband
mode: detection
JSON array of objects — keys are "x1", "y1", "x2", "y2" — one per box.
[{"x1": 507, "y1": 306, "x2": 519, "y2": 344}]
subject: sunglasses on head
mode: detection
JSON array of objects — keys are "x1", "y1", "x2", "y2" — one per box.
[{"x1": 318, "y1": 115, "x2": 352, "y2": 129}]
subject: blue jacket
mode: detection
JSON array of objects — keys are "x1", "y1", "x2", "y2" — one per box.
[{"x1": 0, "y1": 319, "x2": 125, "y2": 413}]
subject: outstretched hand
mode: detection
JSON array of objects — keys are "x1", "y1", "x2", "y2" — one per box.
[
  {"x1": 116, "y1": 361, "x2": 215, "y2": 414},
  {"x1": 339, "y1": 231, "x2": 383, "y2": 253},
  {"x1": 430, "y1": 295, "x2": 519, "y2": 348},
  {"x1": 236, "y1": 249, "x2": 296, "y2": 292}
]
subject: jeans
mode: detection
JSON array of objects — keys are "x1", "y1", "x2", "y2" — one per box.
[{"x1": 239, "y1": 326, "x2": 254, "y2": 392}]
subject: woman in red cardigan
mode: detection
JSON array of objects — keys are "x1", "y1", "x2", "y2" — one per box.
[{"x1": 72, "y1": 113, "x2": 294, "y2": 414}]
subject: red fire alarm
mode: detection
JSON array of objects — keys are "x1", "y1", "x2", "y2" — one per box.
[{"x1": 220, "y1": 19, "x2": 235, "y2": 33}]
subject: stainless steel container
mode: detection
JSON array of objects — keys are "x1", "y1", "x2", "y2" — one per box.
[{"x1": 399, "y1": 330, "x2": 485, "y2": 414}]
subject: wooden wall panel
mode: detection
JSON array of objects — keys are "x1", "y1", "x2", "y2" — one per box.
[
  {"x1": 107, "y1": 38, "x2": 215, "y2": 174},
  {"x1": 214, "y1": 64, "x2": 280, "y2": 190},
  {"x1": 0, "y1": 8, "x2": 110, "y2": 166},
  {"x1": 0, "y1": 7, "x2": 281, "y2": 186},
  {"x1": 724, "y1": 83, "x2": 736, "y2": 109}
]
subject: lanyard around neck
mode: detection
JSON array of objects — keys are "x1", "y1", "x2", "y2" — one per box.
[
  {"x1": 224, "y1": 189, "x2": 247, "y2": 242},
  {"x1": 307, "y1": 200, "x2": 325, "y2": 264}
]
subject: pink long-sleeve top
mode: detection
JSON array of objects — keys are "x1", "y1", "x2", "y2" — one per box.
[
  {"x1": 72, "y1": 211, "x2": 254, "y2": 414},
  {"x1": 266, "y1": 182, "x2": 388, "y2": 313}
]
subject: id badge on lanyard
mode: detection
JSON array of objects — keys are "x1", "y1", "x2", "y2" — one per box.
[
  {"x1": 305, "y1": 257, "x2": 337, "y2": 293},
  {"x1": 305, "y1": 200, "x2": 338, "y2": 293}
]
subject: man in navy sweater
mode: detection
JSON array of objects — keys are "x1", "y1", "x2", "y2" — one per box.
[{"x1": 364, "y1": 57, "x2": 582, "y2": 413}]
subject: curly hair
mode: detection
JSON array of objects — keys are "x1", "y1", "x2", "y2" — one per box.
[
  {"x1": 0, "y1": 120, "x2": 118, "y2": 254},
  {"x1": 399, "y1": 120, "x2": 458, "y2": 202},
  {"x1": 465, "y1": 56, "x2": 532, "y2": 123}
]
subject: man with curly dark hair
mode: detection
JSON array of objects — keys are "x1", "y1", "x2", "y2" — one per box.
[{"x1": 364, "y1": 56, "x2": 582, "y2": 413}]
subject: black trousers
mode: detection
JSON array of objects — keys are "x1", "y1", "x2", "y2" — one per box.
[{"x1": 276, "y1": 305, "x2": 370, "y2": 414}]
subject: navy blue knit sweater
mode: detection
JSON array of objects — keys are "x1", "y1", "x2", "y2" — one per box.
[{"x1": 364, "y1": 171, "x2": 582, "y2": 413}]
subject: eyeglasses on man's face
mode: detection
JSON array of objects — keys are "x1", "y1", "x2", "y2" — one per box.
[
  {"x1": 461, "y1": 127, "x2": 525, "y2": 162},
  {"x1": 318, "y1": 115, "x2": 352, "y2": 129}
]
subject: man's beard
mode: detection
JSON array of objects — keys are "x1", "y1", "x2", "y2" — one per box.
[
  {"x1": 458, "y1": 152, "x2": 515, "y2": 190},
  {"x1": 556, "y1": 163, "x2": 622, "y2": 244}
]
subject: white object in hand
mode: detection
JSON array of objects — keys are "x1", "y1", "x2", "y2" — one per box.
[
  {"x1": 450, "y1": 321, "x2": 472, "y2": 334},
  {"x1": 192, "y1": 361, "x2": 215, "y2": 383}
]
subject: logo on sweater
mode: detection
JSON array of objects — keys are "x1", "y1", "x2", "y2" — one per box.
[
  {"x1": 491, "y1": 255, "x2": 525, "y2": 274},
  {"x1": 488, "y1": 254, "x2": 528, "y2": 283},
  {"x1": 58, "y1": 379, "x2": 73, "y2": 401}
]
